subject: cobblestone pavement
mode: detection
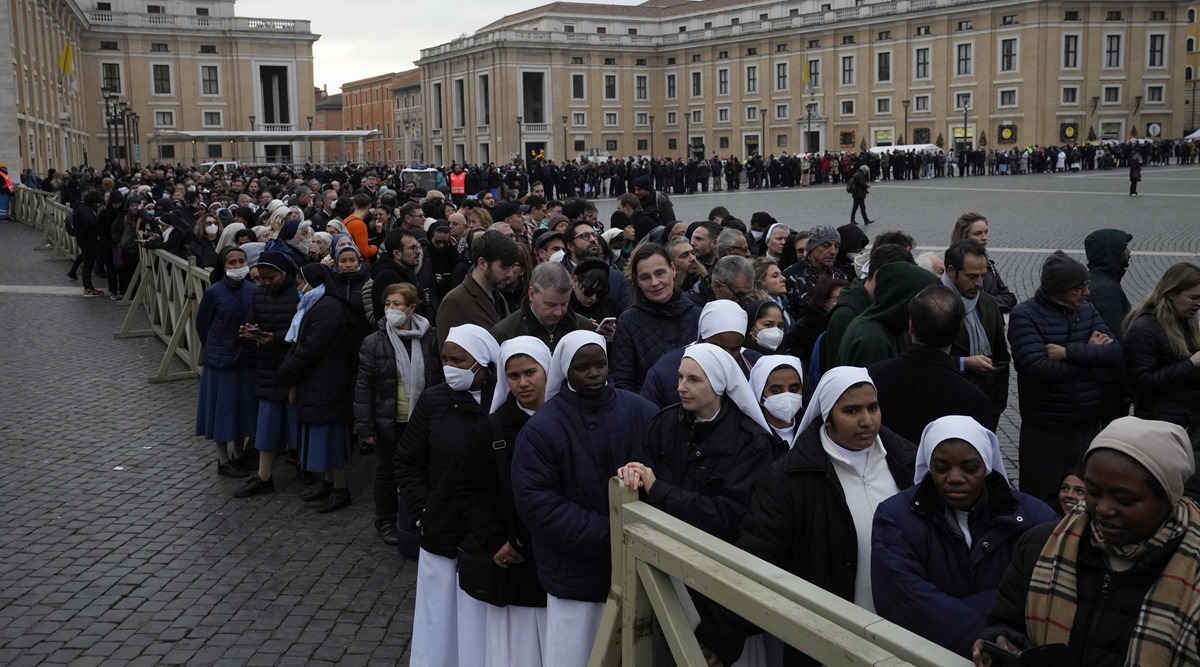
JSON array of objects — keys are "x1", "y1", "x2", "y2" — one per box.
[{"x1": 0, "y1": 165, "x2": 1196, "y2": 664}]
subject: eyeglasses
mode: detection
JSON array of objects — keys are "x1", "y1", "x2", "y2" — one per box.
[
  {"x1": 575, "y1": 231, "x2": 597, "y2": 241},
  {"x1": 1070, "y1": 281, "x2": 1091, "y2": 293}
]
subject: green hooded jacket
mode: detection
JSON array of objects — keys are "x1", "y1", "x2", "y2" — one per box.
[{"x1": 837, "y1": 263, "x2": 939, "y2": 366}]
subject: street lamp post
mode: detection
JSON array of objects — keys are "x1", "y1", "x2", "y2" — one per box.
[
  {"x1": 101, "y1": 88, "x2": 116, "y2": 166},
  {"x1": 307, "y1": 116, "x2": 314, "y2": 164},
  {"x1": 131, "y1": 113, "x2": 139, "y2": 167},
  {"x1": 516, "y1": 115, "x2": 523, "y2": 165},
  {"x1": 760, "y1": 107, "x2": 767, "y2": 156},
  {"x1": 962, "y1": 104, "x2": 969, "y2": 152},
  {"x1": 119, "y1": 102, "x2": 131, "y2": 169},
  {"x1": 685, "y1": 112, "x2": 691, "y2": 159},
  {"x1": 805, "y1": 102, "x2": 817, "y2": 153},
  {"x1": 561, "y1": 115, "x2": 568, "y2": 163},
  {"x1": 902, "y1": 99, "x2": 910, "y2": 145},
  {"x1": 649, "y1": 115, "x2": 655, "y2": 161}
]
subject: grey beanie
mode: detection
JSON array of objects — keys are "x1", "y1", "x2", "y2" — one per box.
[{"x1": 807, "y1": 224, "x2": 841, "y2": 250}]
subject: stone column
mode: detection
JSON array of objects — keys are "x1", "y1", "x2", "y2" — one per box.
[{"x1": 0, "y1": 0, "x2": 25, "y2": 174}]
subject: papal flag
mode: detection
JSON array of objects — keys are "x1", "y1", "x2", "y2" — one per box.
[{"x1": 57, "y1": 42, "x2": 77, "y2": 91}]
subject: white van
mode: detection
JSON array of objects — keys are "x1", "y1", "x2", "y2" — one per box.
[{"x1": 199, "y1": 161, "x2": 240, "y2": 174}]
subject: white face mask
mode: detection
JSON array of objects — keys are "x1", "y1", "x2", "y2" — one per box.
[
  {"x1": 763, "y1": 392, "x2": 804, "y2": 423},
  {"x1": 751, "y1": 230, "x2": 764, "y2": 241},
  {"x1": 385, "y1": 310, "x2": 408, "y2": 328},
  {"x1": 205, "y1": 223, "x2": 219, "y2": 236},
  {"x1": 549, "y1": 249, "x2": 566, "y2": 264},
  {"x1": 290, "y1": 238, "x2": 312, "y2": 253},
  {"x1": 225, "y1": 266, "x2": 250, "y2": 282},
  {"x1": 443, "y1": 364, "x2": 478, "y2": 392},
  {"x1": 755, "y1": 326, "x2": 784, "y2": 351}
]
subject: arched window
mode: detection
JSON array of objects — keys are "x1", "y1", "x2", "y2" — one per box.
[
  {"x1": 1190, "y1": 8, "x2": 1197, "y2": 23},
  {"x1": 1189, "y1": 37, "x2": 1197, "y2": 53},
  {"x1": 1188, "y1": 66, "x2": 1195, "y2": 81}
]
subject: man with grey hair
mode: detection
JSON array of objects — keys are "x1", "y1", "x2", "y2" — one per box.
[
  {"x1": 709, "y1": 256, "x2": 756, "y2": 305},
  {"x1": 491, "y1": 261, "x2": 594, "y2": 349},
  {"x1": 715, "y1": 228, "x2": 750, "y2": 258},
  {"x1": 311, "y1": 189, "x2": 339, "y2": 231},
  {"x1": 783, "y1": 224, "x2": 850, "y2": 319},
  {"x1": 848, "y1": 163, "x2": 875, "y2": 225}
]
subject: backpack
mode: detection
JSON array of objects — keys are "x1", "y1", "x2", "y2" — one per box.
[{"x1": 65, "y1": 208, "x2": 79, "y2": 236}]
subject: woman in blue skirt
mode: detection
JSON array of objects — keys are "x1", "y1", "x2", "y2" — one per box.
[
  {"x1": 195, "y1": 246, "x2": 258, "y2": 477},
  {"x1": 278, "y1": 263, "x2": 358, "y2": 513},
  {"x1": 233, "y1": 250, "x2": 300, "y2": 498}
]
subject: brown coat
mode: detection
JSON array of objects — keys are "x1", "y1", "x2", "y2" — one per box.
[{"x1": 435, "y1": 272, "x2": 508, "y2": 349}]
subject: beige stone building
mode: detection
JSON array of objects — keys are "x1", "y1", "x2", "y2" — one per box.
[
  {"x1": 1, "y1": 0, "x2": 318, "y2": 174},
  {"x1": 1187, "y1": 2, "x2": 1199, "y2": 133},
  {"x1": 417, "y1": 0, "x2": 1192, "y2": 165},
  {"x1": 393, "y1": 69, "x2": 425, "y2": 165}
]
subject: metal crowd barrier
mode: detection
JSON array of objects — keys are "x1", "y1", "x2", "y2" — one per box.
[
  {"x1": 12, "y1": 187, "x2": 208, "y2": 383},
  {"x1": 592, "y1": 478, "x2": 971, "y2": 667}
]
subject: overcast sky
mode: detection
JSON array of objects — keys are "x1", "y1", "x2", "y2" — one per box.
[{"x1": 237, "y1": 0, "x2": 646, "y2": 94}]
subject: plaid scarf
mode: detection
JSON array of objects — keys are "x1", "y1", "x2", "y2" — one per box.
[{"x1": 1025, "y1": 499, "x2": 1200, "y2": 666}]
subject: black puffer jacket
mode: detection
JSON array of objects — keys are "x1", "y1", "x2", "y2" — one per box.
[
  {"x1": 353, "y1": 318, "x2": 441, "y2": 439},
  {"x1": 1124, "y1": 312, "x2": 1200, "y2": 428},
  {"x1": 1084, "y1": 229, "x2": 1132, "y2": 341},
  {"x1": 610, "y1": 292, "x2": 701, "y2": 391},
  {"x1": 394, "y1": 382, "x2": 495, "y2": 559},
  {"x1": 695, "y1": 419, "x2": 917, "y2": 667},
  {"x1": 276, "y1": 293, "x2": 356, "y2": 425},
  {"x1": 980, "y1": 520, "x2": 1185, "y2": 667},
  {"x1": 247, "y1": 282, "x2": 300, "y2": 402},
  {"x1": 1007, "y1": 289, "x2": 1123, "y2": 428}
]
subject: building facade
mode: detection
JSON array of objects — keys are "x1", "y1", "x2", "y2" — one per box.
[
  {"x1": 1, "y1": 0, "x2": 318, "y2": 175},
  {"x1": 341, "y1": 70, "x2": 408, "y2": 163},
  {"x1": 313, "y1": 85, "x2": 342, "y2": 163},
  {"x1": 1187, "y1": 3, "x2": 1199, "y2": 133},
  {"x1": 418, "y1": 0, "x2": 1192, "y2": 166},
  {"x1": 392, "y1": 69, "x2": 424, "y2": 165}
]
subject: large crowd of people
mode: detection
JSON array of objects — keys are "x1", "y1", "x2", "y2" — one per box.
[{"x1": 23, "y1": 152, "x2": 1200, "y2": 667}]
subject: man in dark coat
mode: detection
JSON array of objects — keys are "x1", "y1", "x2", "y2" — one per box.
[
  {"x1": 434, "y1": 231, "x2": 520, "y2": 349},
  {"x1": 1085, "y1": 228, "x2": 1133, "y2": 425},
  {"x1": 847, "y1": 165, "x2": 874, "y2": 225},
  {"x1": 868, "y1": 285, "x2": 992, "y2": 443},
  {"x1": 943, "y1": 241, "x2": 1011, "y2": 429},
  {"x1": 371, "y1": 228, "x2": 425, "y2": 321},
  {"x1": 783, "y1": 225, "x2": 849, "y2": 320},
  {"x1": 1007, "y1": 251, "x2": 1124, "y2": 499},
  {"x1": 491, "y1": 262, "x2": 594, "y2": 351}
]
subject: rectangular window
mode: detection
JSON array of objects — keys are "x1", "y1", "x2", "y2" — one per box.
[
  {"x1": 150, "y1": 43, "x2": 168, "y2": 52},
  {"x1": 597, "y1": 27, "x2": 607, "y2": 34},
  {"x1": 1147, "y1": 85, "x2": 1164, "y2": 102},
  {"x1": 915, "y1": 47, "x2": 930, "y2": 79},
  {"x1": 1064, "y1": 10, "x2": 1079, "y2": 20},
  {"x1": 629, "y1": 29, "x2": 638, "y2": 36},
  {"x1": 1002, "y1": 14, "x2": 1018, "y2": 25},
  {"x1": 637, "y1": 139, "x2": 648, "y2": 151},
  {"x1": 1149, "y1": 34, "x2": 1165, "y2": 67},
  {"x1": 667, "y1": 57, "x2": 676, "y2": 65},
  {"x1": 201, "y1": 65, "x2": 219, "y2": 95},
  {"x1": 478, "y1": 74, "x2": 490, "y2": 125},
  {"x1": 206, "y1": 144, "x2": 222, "y2": 158},
  {"x1": 731, "y1": 18, "x2": 739, "y2": 26},
  {"x1": 878, "y1": 30, "x2": 891, "y2": 41},
  {"x1": 572, "y1": 74, "x2": 585, "y2": 100},
  {"x1": 97, "y1": 2, "x2": 111, "y2": 9},
  {"x1": 692, "y1": 54, "x2": 702, "y2": 62},
  {"x1": 956, "y1": 43, "x2": 973, "y2": 75},
  {"x1": 202, "y1": 111, "x2": 221, "y2": 126},
  {"x1": 955, "y1": 92, "x2": 972, "y2": 109},
  {"x1": 808, "y1": 39, "x2": 820, "y2": 49},
  {"x1": 775, "y1": 104, "x2": 788, "y2": 119},
  {"x1": 574, "y1": 139, "x2": 586, "y2": 152},
  {"x1": 807, "y1": 59, "x2": 820, "y2": 88},
  {"x1": 200, "y1": 44, "x2": 216, "y2": 54},
  {"x1": 603, "y1": 57, "x2": 616, "y2": 65},
  {"x1": 775, "y1": 62, "x2": 788, "y2": 90},
  {"x1": 146, "y1": 4, "x2": 163, "y2": 12},
  {"x1": 571, "y1": 56, "x2": 583, "y2": 64},
  {"x1": 100, "y1": 41, "x2": 118, "y2": 51},
  {"x1": 876, "y1": 52, "x2": 891, "y2": 82},
  {"x1": 841, "y1": 100, "x2": 855, "y2": 115},
  {"x1": 1105, "y1": 35, "x2": 1121, "y2": 68},
  {"x1": 776, "y1": 44, "x2": 788, "y2": 53},
  {"x1": 1061, "y1": 86, "x2": 1078, "y2": 104},
  {"x1": 1151, "y1": 10, "x2": 1166, "y2": 20},
  {"x1": 453, "y1": 78, "x2": 465, "y2": 127},
  {"x1": 159, "y1": 144, "x2": 175, "y2": 159},
  {"x1": 957, "y1": 20, "x2": 972, "y2": 31},
  {"x1": 718, "y1": 51, "x2": 729, "y2": 59},
  {"x1": 154, "y1": 110, "x2": 174, "y2": 126},
  {"x1": 718, "y1": 108, "x2": 729, "y2": 122},
  {"x1": 1063, "y1": 35, "x2": 1079, "y2": 68},
  {"x1": 842, "y1": 35, "x2": 855, "y2": 45},
  {"x1": 604, "y1": 74, "x2": 617, "y2": 100},
  {"x1": 914, "y1": 94, "x2": 930, "y2": 111},
  {"x1": 916, "y1": 25, "x2": 930, "y2": 36},
  {"x1": 691, "y1": 71, "x2": 702, "y2": 97},
  {"x1": 635, "y1": 75, "x2": 648, "y2": 100},
  {"x1": 745, "y1": 47, "x2": 756, "y2": 56},
  {"x1": 564, "y1": 24, "x2": 574, "y2": 33},
  {"x1": 718, "y1": 69, "x2": 729, "y2": 95},
  {"x1": 636, "y1": 112, "x2": 649, "y2": 125},
  {"x1": 606, "y1": 140, "x2": 617, "y2": 151},
  {"x1": 666, "y1": 111, "x2": 678, "y2": 124},
  {"x1": 572, "y1": 112, "x2": 585, "y2": 125},
  {"x1": 841, "y1": 55, "x2": 854, "y2": 85},
  {"x1": 777, "y1": 134, "x2": 788, "y2": 147},
  {"x1": 1106, "y1": 11, "x2": 1122, "y2": 21},
  {"x1": 1000, "y1": 38, "x2": 1017, "y2": 72},
  {"x1": 1103, "y1": 85, "x2": 1120, "y2": 103},
  {"x1": 691, "y1": 110, "x2": 701, "y2": 123},
  {"x1": 604, "y1": 112, "x2": 617, "y2": 126},
  {"x1": 195, "y1": 7, "x2": 209, "y2": 16},
  {"x1": 666, "y1": 74, "x2": 677, "y2": 99},
  {"x1": 102, "y1": 63, "x2": 121, "y2": 93},
  {"x1": 746, "y1": 106, "x2": 758, "y2": 120},
  {"x1": 152, "y1": 64, "x2": 171, "y2": 94},
  {"x1": 876, "y1": 97, "x2": 891, "y2": 114},
  {"x1": 432, "y1": 82, "x2": 442, "y2": 129},
  {"x1": 746, "y1": 66, "x2": 758, "y2": 93},
  {"x1": 999, "y1": 89, "x2": 1017, "y2": 106},
  {"x1": 719, "y1": 137, "x2": 729, "y2": 149}
]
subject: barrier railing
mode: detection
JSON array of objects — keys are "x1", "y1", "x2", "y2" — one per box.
[
  {"x1": 12, "y1": 187, "x2": 78, "y2": 260},
  {"x1": 592, "y1": 478, "x2": 972, "y2": 667},
  {"x1": 114, "y1": 245, "x2": 210, "y2": 382}
]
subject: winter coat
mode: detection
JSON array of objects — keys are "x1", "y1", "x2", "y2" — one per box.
[
  {"x1": 435, "y1": 273, "x2": 507, "y2": 350},
  {"x1": 982, "y1": 259, "x2": 1017, "y2": 314},
  {"x1": 196, "y1": 277, "x2": 257, "y2": 370},
  {"x1": 456, "y1": 395, "x2": 546, "y2": 608},
  {"x1": 785, "y1": 303, "x2": 830, "y2": 366},
  {"x1": 848, "y1": 169, "x2": 870, "y2": 198},
  {"x1": 838, "y1": 263, "x2": 939, "y2": 367},
  {"x1": 822, "y1": 279, "x2": 870, "y2": 372},
  {"x1": 871, "y1": 473, "x2": 1058, "y2": 657},
  {"x1": 328, "y1": 267, "x2": 374, "y2": 352},
  {"x1": 694, "y1": 419, "x2": 917, "y2": 667},
  {"x1": 189, "y1": 238, "x2": 220, "y2": 269},
  {"x1": 353, "y1": 320, "x2": 441, "y2": 440},
  {"x1": 491, "y1": 302, "x2": 595, "y2": 351},
  {"x1": 610, "y1": 293, "x2": 702, "y2": 391},
  {"x1": 633, "y1": 402, "x2": 776, "y2": 542},
  {"x1": 1084, "y1": 229, "x2": 1132, "y2": 341},
  {"x1": 370, "y1": 255, "x2": 425, "y2": 322},
  {"x1": 1124, "y1": 312, "x2": 1200, "y2": 429},
  {"x1": 561, "y1": 257, "x2": 633, "y2": 310},
  {"x1": 867, "y1": 345, "x2": 993, "y2": 444},
  {"x1": 276, "y1": 293, "x2": 356, "y2": 425},
  {"x1": 246, "y1": 281, "x2": 299, "y2": 402},
  {"x1": 1007, "y1": 290, "x2": 1123, "y2": 429},
  {"x1": 980, "y1": 520, "x2": 1185, "y2": 667},
  {"x1": 639, "y1": 347, "x2": 760, "y2": 408},
  {"x1": 394, "y1": 382, "x2": 494, "y2": 558},
  {"x1": 783, "y1": 259, "x2": 851, "y2": 321},
  {"x1": 511, "y1": 384, "x2": 658, "y2": 602},
  {"x1": 948, "y1": 290, "x2": 1011, "y2": 427}
]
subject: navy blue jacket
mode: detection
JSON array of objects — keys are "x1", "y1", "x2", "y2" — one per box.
[
  {"x1": 639, "y1": 347, "x2": 761, "y2": 408},
  {"x1": 611, "y1": 294, "x2": 701, "y2": 391},
  {"x1": 511, "y1": 384, "x2": 657, "y2": 602},
  {"x1": 871, "y1": 473, "x2": 1058, "y2": 658},
  {"x1": 197, "y1": 277, "x2": 257, "y2": 370},
  {"x1": 247, "y1": 281, "x2": 299, "y2": 402},
  {"x1": 1007, "y1": 289, "x2": 1123, "y2": 428}
]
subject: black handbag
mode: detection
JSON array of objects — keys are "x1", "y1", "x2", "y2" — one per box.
[{"x1": 456, "y1": 412, "x2": 521, "y2": 606}]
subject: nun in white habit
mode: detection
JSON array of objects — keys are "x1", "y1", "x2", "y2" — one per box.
[{"x1": 747, "y1": 354, "x2": 805, "y2": 454}]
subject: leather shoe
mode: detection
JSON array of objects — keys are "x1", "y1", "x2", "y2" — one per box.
[
  {"x1": 377, "y1": 520, "x2": 400, "y2": 546},
  {"x1": 301, "y1": 480, "x2": 332, "y2": 502},
  {"x1": 317, "y1": 488, "x2": 351, "y2": 514},
  {"x1": 233, "y1": 475, "x2": 275, "y2": 498}
]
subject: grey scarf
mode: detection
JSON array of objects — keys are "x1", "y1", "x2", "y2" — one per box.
[
  {"x1": 384, "y1": 313, "x2": 431, "y2": 419},
  {"x1": 942, "y1": 272, "x2": 991, "y2": 357}
]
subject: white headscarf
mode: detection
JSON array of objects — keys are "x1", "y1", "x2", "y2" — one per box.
[
  {"x1": 913, "y1": 415, "x2": 1009, "y2": 484},
  {"x1": 546, "y1": 330, "x2": 607, "y2": 402},
  {"x1": 490, "y1": 336, "x2": 553, "y2": 414},
  {"x1": 748, "y1": 354, "x2": 805, "y2": 402},
  {"x1": 445, "y1": 324, "x2": 501, "y2": 370},
  {"x1": 682, "y1": 344, "x2": 772, "y2": 434},
  {"x1": 216, "y1": 222, "x2": 246, "y2": 253},
  {"x1": 796, "y1": 366, "x2": 876, "y2": 434},
  {"x1": 697, "y1": 299, "x2": 747, "y2": 341}
]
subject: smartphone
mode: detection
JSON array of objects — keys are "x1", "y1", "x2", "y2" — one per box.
[
  {"x1": 245, "y1": 326, "x2": 262, "y2": 335},
  {"x1": 598, "y1": 317, "x2": 617, "y2": 327},
  {"x1": 992, "y1": 361, "x2": 1010, "y2": 370},
  {"x1": 980, "y1": 640, "x2": 1023, "y2": 667}
]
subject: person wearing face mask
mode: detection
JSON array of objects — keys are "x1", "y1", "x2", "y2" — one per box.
[
  {"x1": 277, "y1": 263, "x2": 359, "y2": 514},
  {"x1": 195, "y1": 247, "x2": 259, "y2": 478},
  {"x1": 742, "y1": 300, "x2": 786, "y2": 356},
  {"x1": 694, "y1": 367, "x2": 917, "y2": 667},
  {"x1": 749, "y1": 355, "x2": 806, "y2": 453},
  {"x1": 354, "y1": 283, "x2": 439, "y2": 547},
  {"x1": 456, "y1": 337, "x2": 553, "y2": 667},
  {"x1": 329, "y1": 244, "x2": 375, "y2": 358},
  {"x1": 395, "y1": 324, "x2": 500, "y2": 667},
  {"x1": 189, "y1": 214, "x2": 223, "y2": 269},
  {"x1": 268, "y1": 217, "x2": 314, "y2": 271},
  {"x1": 512, "y1": 331, "x2": 658, "y2": 667},
  {"x1": 872, "y1": 416, "x2": 1056, "y2": 658},
  {"x1": 640, "y1": 300, "x2": 761, "y2": 408},
  {"x1": 232, "y1": 251, "x2": 300, "y2": 498}
]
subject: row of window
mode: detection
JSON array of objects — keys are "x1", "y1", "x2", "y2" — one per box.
[
  {"x1": 99, "y1": 62, "x2": 220, "y2": 96},
  {"x1": 131, "y1": 109, "x2": 226, "y2": 129},
  {"x1": 99, "y1": 42, "x2": 218, "y2": 54},
  {"x1": 95, "y1": 3, "x2": 213, "y2": 16}
]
